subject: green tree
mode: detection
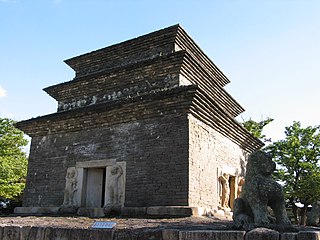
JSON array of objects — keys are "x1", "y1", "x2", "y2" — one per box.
[
  {"x1": 266, "y1": 121, "x2": 320, "y2": 225},
  {"x1": 0, "y1": 118, "x2": 28, "y2": 200},
  {"x1": 242, "y1": 117, "x2": 274, "y2": 142}
]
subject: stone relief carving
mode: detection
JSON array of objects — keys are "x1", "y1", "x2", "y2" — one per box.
[
  {"x1": 237, "y1": 177, "x2": 245, "y2": 198},
  {"x1": 104, "y1": 163, "x2": 125, "y2": 212},
  {"x1": 233, "y1": 150, "x2": 292, "y2": 229},
  {"x1": 219, "y1": 173, "x2": 230, "y2": 210},
  {"x1": 62, "y1": 167, "x2": 78, "y2": 207}
]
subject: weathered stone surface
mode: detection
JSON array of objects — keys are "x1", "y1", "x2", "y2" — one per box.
[
  {"x1": 20, "y1": 226, "x2": 31, "y2": 240},
  {"x1": 105, "y1": 163, "x2": 126, "y2": 209},
  {"x1": 188, "y1": 116, "x2": 249, "y2": 211},
  {"x1": 15, "y1": 25, "x2": 263, "y2": 214},
  {"x1": 307, "y1": 201, "x2": 320, "y2": 226},
  {"x1": 2, "y1": 226, "x2": 20, "y2": 240},
  {"x1": 189, "y1": 207, "x2": 208, "y2": 216},
  {"x1": 27, "y1": 226, "x2": 48, "y2": 240},
  {"x1": 77, "y1": 208, "x2": 105, "y2": 218},
  {"x1": 86, "y1": 229, "x2": 114, "y2": 240},
  {"x1": 162, "y1": 229, "x2": 179, "y2": 240},
  {"x1": 147, "y1": 206, "x2": 192, "y2": 216},
  {"x1": 21, "y1": 115, "x2": 191, "y2": 208},
  {"x1": 121, "y1": 207, "x2": 147, "y2": 216},
  {"x1": 58, "y1": 24, "x2": 242, "y2": 117},
  {"x1": 61, "y1": 167, "x2": 78, "y2": 207},
  {"x1": 245, "y1": 228, "x2": 279, "y2": 240},
  {"x1": 4, "y1": 225, "x2": 320, "y2": 240},
  {"x1": 233, "y1": 151, "x2": 291, "y2": 229},
  {"x1": 179, "y1": 230, "x2": 245, "y2": 240},
  {"x1": 58, "y1": 206, "x2": 78, "y2": 214},
  {"x1": 14, "y1": 207, "x2": 60, "y2": 214},
  {"x1": 0, "y1": 226, "x2": 3, "y2": 239},
  {"x1": 297, "y1": 231, "x2": 320, "y2": 240},
  {"x1": 281, "y1": 232, "x2": 297, "y2": 240},
  {"x1": 44, "y1": 227, "x2": 72, "y2": 240},
  {"x1": 113, "y1": 229, "x2": 161, "y2": 240}
]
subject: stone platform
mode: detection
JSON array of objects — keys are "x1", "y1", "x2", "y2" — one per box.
[
  {"x1": 15, "y1": 206, "x2": 230, "y2": 219},
  {"x1": 2, "y1": 215, "x2": 320, "y2": 240},
  {"x1": 0, "y1": 226, "x2": 319, "y2": 240}
]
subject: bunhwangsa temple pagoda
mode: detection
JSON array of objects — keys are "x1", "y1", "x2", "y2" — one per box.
[{"x1": 15, "y1": 24, "x2": 263, "y2": 217}]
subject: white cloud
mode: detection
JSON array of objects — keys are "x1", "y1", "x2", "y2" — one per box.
[{"x1": 0, "y1": 86, "x2": 6, "y2": 98}]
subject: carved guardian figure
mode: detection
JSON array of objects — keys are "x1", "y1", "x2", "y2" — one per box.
[{"x1": 62, "y1": 167, "x2": 78, "y2": 207}]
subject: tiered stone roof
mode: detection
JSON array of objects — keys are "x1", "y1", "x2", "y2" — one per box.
[{"x1": 16, "y1": 24, "x2": 263, "y2": 152}]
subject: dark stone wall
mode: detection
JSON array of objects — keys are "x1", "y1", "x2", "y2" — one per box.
[
  {"x1": 17, "y1": 24, "x2": 263, "y2": 211},
  {"x1": 52, "y1": 52, "x2": 184, "y2": 112},
  {"x1": 23, "y1": 114, "x2": 189, "y2": 207},
  {"x1": 64, "y1": 25, "x2": 178, "y2": 78}
]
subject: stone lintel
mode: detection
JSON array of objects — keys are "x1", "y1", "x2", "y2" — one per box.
[{"x1": 76, "y1": 159, "x2": 117, "y2": 168}]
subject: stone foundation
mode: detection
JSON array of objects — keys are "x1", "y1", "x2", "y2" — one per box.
[
  {"x1": 0, "y1": 226, "x2": 318, "y2": 240},
  {"x1": 15, "y1": 206, "x2": 216, "y2": 218}
]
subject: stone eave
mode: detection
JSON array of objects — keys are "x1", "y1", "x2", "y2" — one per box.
[
  {"x1": 190, "y1": 88, "x2": 264, "y2": 152},
  {"x1": 64, "y1": 25, "x2": 179, "y2": 77},
  {"x1": 175, "y1": 26, "x2": 230, "y2": 87},
  {"x1": 16, "y1": 85, "x2": 197, "y2": 137},
  {"x1": 63, "y1": 24, "x2": 230, "y2": 88},
  {"x1": 45, "y1": 50, "x2": 244, "y2": 120},
  {"x1": 180, "y1": 53, "x2": 244, "y2": 118},
  {"x1": 44, "y1": 51, "x2": 186, "y2": 102},
  {"x1": 17, "y1": 84, "x2": 262, "y2": 152}
]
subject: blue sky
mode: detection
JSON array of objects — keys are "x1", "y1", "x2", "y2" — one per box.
[{"x1": 1, "y1": 0, "x2": 319, "y2": 142}]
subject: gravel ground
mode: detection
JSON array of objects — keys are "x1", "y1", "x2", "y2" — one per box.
[
  {"x1": 0, "y1": 215, "x2": 230, "y2": 230},
  {"x1": 0, "y1": 215, "x2": 320, "y2": 233}
]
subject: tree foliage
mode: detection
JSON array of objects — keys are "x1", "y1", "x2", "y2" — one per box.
[
  {"x1": 266, "y1": 121, "x2": 320, "y2": 224},
  {"x1": 242, "y1": 117, "x2": 274, "y2": 142},
  {"x1": 0, "y1": 118, "x2": 28, "y2": 200}
]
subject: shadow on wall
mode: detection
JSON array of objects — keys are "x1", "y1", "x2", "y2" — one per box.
[{"x1": 239, "y1": 150, "x2": 249, "y2": 177}]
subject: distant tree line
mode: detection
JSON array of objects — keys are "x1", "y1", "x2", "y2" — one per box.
[{"x1": 0, "y1": 118, "x2": 28, "y2": 213}]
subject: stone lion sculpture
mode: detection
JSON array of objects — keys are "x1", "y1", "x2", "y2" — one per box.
[
  {"x1": 307, "y1": 201, "x2": 320, "y2": 226},
  {"x1": 233, "y1": 150, "x2": 292, "y2": 229}
]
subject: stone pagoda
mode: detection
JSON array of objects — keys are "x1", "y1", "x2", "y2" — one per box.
[{"x1": 15, "y1": 25, "x2": 263, "y2": 217}]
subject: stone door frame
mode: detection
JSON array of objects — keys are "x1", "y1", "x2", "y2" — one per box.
[{"x1": 75, "y1": 159, "x2": 126, "y2": 208}]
